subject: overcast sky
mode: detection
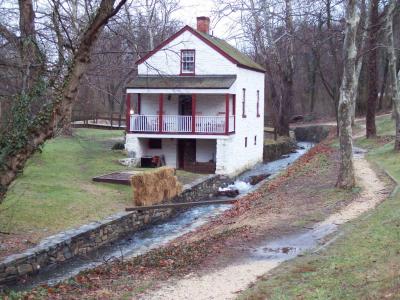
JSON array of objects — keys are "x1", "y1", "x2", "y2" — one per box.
[{"x1": 172, "y1": 0, "x2": 240, "y2": 42}]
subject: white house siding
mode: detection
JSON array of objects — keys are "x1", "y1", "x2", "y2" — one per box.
[
  {"x1": 125, "y1": 135, "x2": 144, "y2": 159},
  {"x1": 196, "y1": 139, "x2": 216, "y2": 162},
  {"x1": 196, "y1": 94, "x2": 225, "y2": 116},
  {"x1": 216, "y1": 67, "x2": 265, "y2": 175},
  {"x1": 140, "y1": 94, "x2": 178, "y2": 115},
  {"x1": 138, "y1": 31, "x2": 237, "y2": 76}
]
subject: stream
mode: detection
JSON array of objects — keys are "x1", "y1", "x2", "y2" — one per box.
[{"x1": 15, "y1": 142, "x2": 314, "y2": 290}]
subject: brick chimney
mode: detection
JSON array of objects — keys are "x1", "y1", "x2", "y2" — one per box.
[{"x1": 196, "y1": 16, "x2": 210, "y2": 34}]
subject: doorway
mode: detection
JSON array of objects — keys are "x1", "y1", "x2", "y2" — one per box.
[
  {"x1": 178, "y1": 95, "x2": 192, "y2": 116},
  {"x1": 177, "y1": 139, "x2": 196, "y2": 169}
]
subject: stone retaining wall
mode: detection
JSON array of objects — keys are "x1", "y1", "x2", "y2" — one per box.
[
  {"x1": 263, "y1": 139, "x2": 297, "y2": 162},
  {"x1": 294, "y1": 125, "x2": 331, "y2": 143},
  {"x1": 0, "y1": 174, "x2": 227, "y2": 288}
]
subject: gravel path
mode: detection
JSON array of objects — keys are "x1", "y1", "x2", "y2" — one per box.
[{"x1": 140, "y1": 149, "x2": 389, "y2": 300}]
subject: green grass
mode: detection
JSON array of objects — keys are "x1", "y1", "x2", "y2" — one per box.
[
  {"x1": 240, "y1": 115, "x2": 400, "y2": 299},
  {"x1": 0, "y1": 129, "x2": 135, "y2": 237}
]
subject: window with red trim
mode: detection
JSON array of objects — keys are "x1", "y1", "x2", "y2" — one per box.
[
  {"x1": 181, "y1": 50, "x2": 195, "y2": 74},
  {"x1": 256, "y1": 90, "x2": 260, "y2": 117}
]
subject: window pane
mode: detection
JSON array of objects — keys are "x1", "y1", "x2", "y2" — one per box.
[{"x1": 181, "y1": 50, "x2": 195, "y2": 73}]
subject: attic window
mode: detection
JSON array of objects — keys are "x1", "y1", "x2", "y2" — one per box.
[{"x1": 181, "y1": 50, "x2": 195, "y2": 74}]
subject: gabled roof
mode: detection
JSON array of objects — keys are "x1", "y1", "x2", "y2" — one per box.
[
  {"x1": 128, "y1": 75, "x2": 237, "y2": 89},
  {"x1": 136, "y1": 25, "x2": 265, "y2": 73}
]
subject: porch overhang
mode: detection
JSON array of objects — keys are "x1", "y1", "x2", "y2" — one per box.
[{"x1": 126, "y1": 75, "x2": 236, "y2": 94}]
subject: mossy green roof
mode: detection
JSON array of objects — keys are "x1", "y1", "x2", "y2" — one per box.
[{"x1": 194, "y1": 29, "x2": 265, "y2": 72}]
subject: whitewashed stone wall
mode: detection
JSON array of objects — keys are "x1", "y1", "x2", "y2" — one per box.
[
  {"x1": 196, "y1": 139, "x2": 216, "y2": 162},
  {"x1": 216, "y1": 68, "x2": 265, "y2": 175}
]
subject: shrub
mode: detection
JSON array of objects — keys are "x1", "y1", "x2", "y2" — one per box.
[{"x1": 112, "y1": 142, "x2": 125, "y2": 150}]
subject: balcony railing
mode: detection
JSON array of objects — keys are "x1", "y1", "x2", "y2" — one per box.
[{"x1": 130, "y1": 115, "x2": 235, "y2": 134}]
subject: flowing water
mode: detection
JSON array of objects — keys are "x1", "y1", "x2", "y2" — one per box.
[{"x1": 15, "y1": 142, "x2": 314, "y2": 290}]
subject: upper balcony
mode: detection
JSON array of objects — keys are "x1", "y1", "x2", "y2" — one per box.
[
  {"x1": 126, "y1": 76, "x2": 237, "y2": 136},
  {"x1": 130, "y1": 114, "x2": 235, "y2": 135},
  {"x1": 127, "y1": 93, "x2": 236, "y2": 135}
]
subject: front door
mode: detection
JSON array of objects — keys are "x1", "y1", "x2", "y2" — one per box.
[
  {"x1": 177, "y1": 139, "x2": 196, "y2": 169},
  {"x1": 178, "y1": 95, "x2": 192, "y2": 132},
  {"x1": 178, "y1": 95, "x2": 192, "y2": 116}
]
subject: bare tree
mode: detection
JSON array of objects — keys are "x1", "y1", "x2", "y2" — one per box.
[
  {"x1": 0, "y1": 0, "x2": 127, "y2": 202},
  {"x1": 336, "y1": 0, "x2": 360, "y2": 189},
  {"x1": 366, "y1": 0, "x2": 380, "y2": 137},
  {"x1": 385, "y1": 0, "x2": 400, "y2": 150}
]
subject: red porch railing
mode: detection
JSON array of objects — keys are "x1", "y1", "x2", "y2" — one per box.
[{"x1": 130, "y1": 115, "x2": 235, "y2": 134}]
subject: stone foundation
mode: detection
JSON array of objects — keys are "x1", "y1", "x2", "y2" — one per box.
[
  {"x1": 0, "y1": 174, "x2": 227, "y2": 288},
  {"x1": 263, "y1": 139, "x2": 297, "y2": 162},
  {"x1": 294, "y1": 125, "x2": 331, "y2": 143}
]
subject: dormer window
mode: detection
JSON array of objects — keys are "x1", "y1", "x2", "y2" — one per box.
[{"x1": 181, "y1": 49, "x2": 195, "y2": 75}]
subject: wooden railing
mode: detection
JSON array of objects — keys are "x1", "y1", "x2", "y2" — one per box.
[
  {"x1": 72, "y1": 110, "x2": 126, "y2": 129},
  {"x1": 130, "y1": 115, "x2": 235, "y2": 134}
]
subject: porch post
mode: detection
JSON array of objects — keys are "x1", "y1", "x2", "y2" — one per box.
[
  {"x1": 159, "y1": 93, "x2": 164, "y2": 133},
  {"x1": 125, "y1": 92, "x2": 131, "y2": 133},
  {"x1": 137, "y1": 93, "x2": 141, "y2": 114},
  {"x1": 192, "y1": 94, "x2": 196, "y2": 133},
  {"x1": 233, "y1": 94, "x2": 236, "y2": 132},
  {"x1": 225, "y1": 93, "x2": 229, "y2": 134}
]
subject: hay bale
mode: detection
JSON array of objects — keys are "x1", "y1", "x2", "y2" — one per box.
[{"x1": 131, "y1": 167, "x2": 183, "y2": 206}]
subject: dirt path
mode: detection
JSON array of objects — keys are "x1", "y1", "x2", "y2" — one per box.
[
  {"x1": 140, "y1": 152, "x2": 389, "y2": 300},
  {"x1": 291, "y1": 113, "x2": 391, "y2": 128}
]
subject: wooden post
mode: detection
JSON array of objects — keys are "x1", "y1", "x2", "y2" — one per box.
[
  {"x1": 159, "y1": 94, "x2": 164, "y2": 133},
  {"x1": 125, "y1": 93, "x2": 131, "y2": 133},
  {"x1": 225, "y1": 94, "x2": 229, "y2": 134},
  {"x1": 138, "y1": 93, "x2": 141, "y2": 114},
  {"x1": 192, "y1": 94, "x2": 196, "y2": 133},
  {"x1": 233, "y1": 94, "x2": 236, "y2": 132}
]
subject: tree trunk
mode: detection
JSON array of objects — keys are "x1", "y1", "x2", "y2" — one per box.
[
  {"x1": 308, "y1": 56, "x2": 317, "y2": 114},
  {"x1": 366, "y1": 0, "x2": 379, "y2": 138},
  {"x1": 385, "y1": 0, "x2": 400, "y2": 151},
  {"x1": 277, "y1": 0, "x2": 295, "y2": 137},
  {"x1": 378, "y1": 57, "x2": 389, "y2": 110},
  {"x1": 336, "y1": 0, "x2": 359, "y2": 189},
  {"x1": 351, "y1": 0, "x2": 368, "y2": 126},
  {"x1": 0, "y1": 0, "x2": 127, "y2": 202}
]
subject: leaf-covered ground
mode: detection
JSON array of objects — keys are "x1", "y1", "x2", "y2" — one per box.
[{"x1": 239, "y1": 115, "x2": 400, "y2": 300}]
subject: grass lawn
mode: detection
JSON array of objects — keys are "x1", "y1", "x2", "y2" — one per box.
[
  {"x1": 0, "y1": 129, "x2": 134, "y2": 237},
  {"x1": 0, "y1": 129, "x2": 204, "y2": 240},
  {"x1": 240, "y1": 114, "x2": 400, "y2": 299}
]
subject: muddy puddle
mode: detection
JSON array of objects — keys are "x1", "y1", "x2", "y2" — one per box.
[{"x1": 251, "y1": 223, "x2": 337, "y2": 263}]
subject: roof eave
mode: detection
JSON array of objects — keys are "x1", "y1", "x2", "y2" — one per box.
[
  {"x1": 136, "y1": 25, "x2": 266, "y2": 74},
  {"x1": 237, "y1": 63, "x2": 265, "y2": 73}
]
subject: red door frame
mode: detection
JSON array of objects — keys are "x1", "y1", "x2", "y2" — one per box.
[{"x1": 225, "y1": 93, "x2": 230, "y2": 134}]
